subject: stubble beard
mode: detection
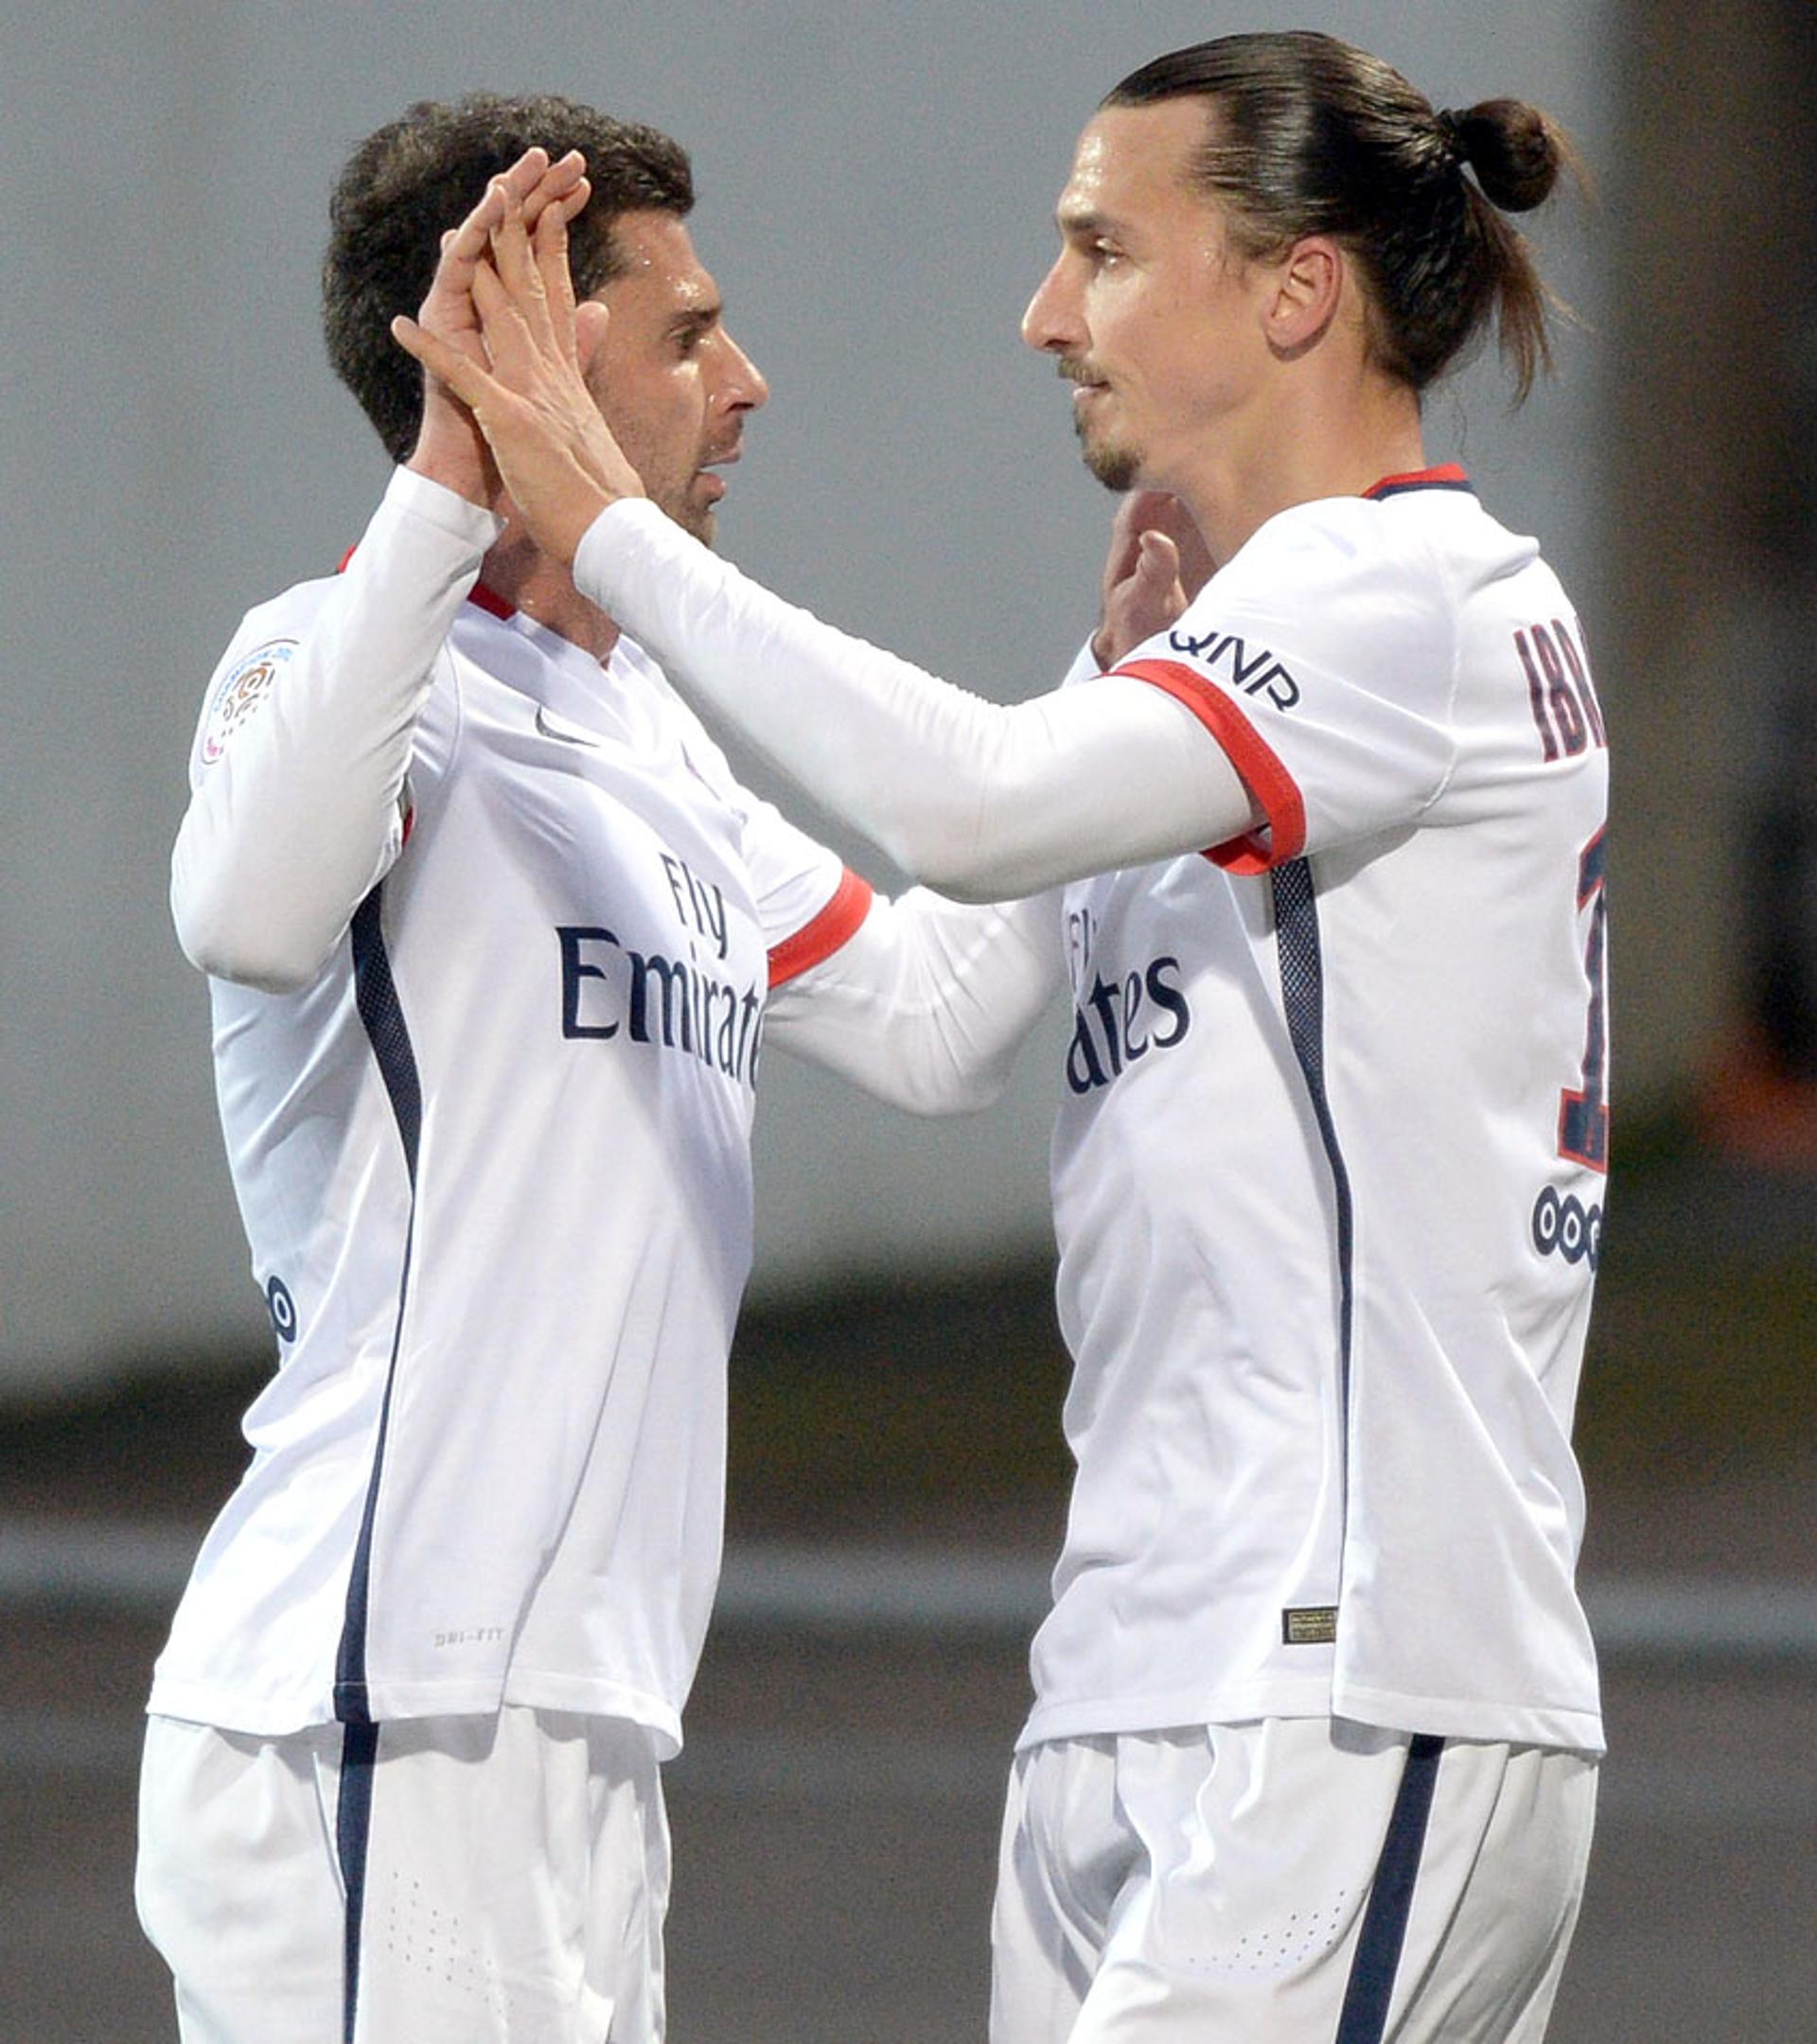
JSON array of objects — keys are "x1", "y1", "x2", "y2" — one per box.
[
  {"x1": 1061, "y1": 356, "x2": 1140, "y2": 493},
  {"x1": 1076, "y1": 415, "x2": 1140, "y2": 494},
  {"x1": 647, "y1": 478, "x2": 718, "y2": 547},
  {"x1": 672, "y1": 499, "x2": 718, "y2": 546}
]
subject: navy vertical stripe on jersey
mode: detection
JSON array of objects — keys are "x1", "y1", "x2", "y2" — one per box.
[
  {"x1": 336, "y1": 1718, "x2": 380, "y2": 2044},
  {"x1": 335, "y1": 885, "x2": 422, "y2": 1724},
  {"x1": 1270, "y1": 858, "x2": 1357, "y2": 1458},
  {"x1": 1334, "y1": 1734, "x2": 1445, "y2": 2042},
  {"x1": 350, "y1": 884, "x2": 423, "y2": 1173}
]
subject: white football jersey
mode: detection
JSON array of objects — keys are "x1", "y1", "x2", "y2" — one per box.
[
  {"x1": 1027, "y1": 469, "x2": 1609, "y2": 1753},
  {"x1": 152, "y1": 477, "x2": 860, "y2": 1753}
]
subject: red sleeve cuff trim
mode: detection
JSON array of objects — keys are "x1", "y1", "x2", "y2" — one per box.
[
  {"x1": 767, "y1": 868, "x2": 874, "y2": 990},
  {"x1": 1117, "y1": 658, "x2": 1307, "y2": 873}
]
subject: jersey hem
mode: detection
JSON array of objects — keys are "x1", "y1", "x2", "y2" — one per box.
[
  {"x1": 145, "y1": 1679, "x2": 339, "y2": 1739},
  {"x1": 500, "y1": 1673, "x2": 683, "y2": 1760},
  {"x1": 1330, "y1": 1678, "x2": 1605, "y2": 1756},
  {"x1": 1016, "y1": 1672, "x2": 1337, "y2": 1753},
  {"x1": 146, "y1": 1672, "x2": 686, "y2": 1759}
]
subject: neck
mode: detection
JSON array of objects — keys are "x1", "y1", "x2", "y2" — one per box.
[
  {"x1": 1173, "y1": 369, "x2": 1427, "y2": 564},
  {"x1": 481, "y1": 517, "x2": 622, "y2": 661}
]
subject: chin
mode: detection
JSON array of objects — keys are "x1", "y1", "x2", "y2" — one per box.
[
  {"x1": 657, "y1": 496, "x2": 718, "y2": 547},
  {"x1": 1075, "y1": 417, "x2": 1141, "y2": 494},
  {"x1": 1083, "y1": 442, "x2": 1142, "y2": 494}
]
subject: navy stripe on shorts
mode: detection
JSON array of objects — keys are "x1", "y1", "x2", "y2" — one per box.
[{"x1": 1335, "y1": 1733, "x2": 1447, "y2": 2043}]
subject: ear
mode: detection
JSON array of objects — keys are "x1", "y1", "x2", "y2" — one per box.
[
  {"x1": 574, "y1": 297, "x2": 611, "y2": 369},
  {"x1": 1263, "y1": 235, "x2": 1344, "y2": 359}
]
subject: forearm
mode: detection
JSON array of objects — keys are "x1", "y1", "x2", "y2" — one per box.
[
  {"x1": 574, "y1": 502, "x2": 1256, "y2": 900},
  {"x1": 171, "y1": 470, "x2": 501, "y2": 990},
  {"x1": 766, "y1": 887, "x2": 1063, "y2": 1114}
]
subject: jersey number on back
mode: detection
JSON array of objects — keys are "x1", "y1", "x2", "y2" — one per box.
[{"x1": 1559, "y1": 827, "x2": 1610, "y2": 1172}]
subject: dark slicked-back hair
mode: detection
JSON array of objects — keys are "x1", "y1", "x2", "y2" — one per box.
[
  {"x1": 1105, "y1": 32, "x2": 1576, "y2": 401},
  {"x1": 325, "y1": 93, "x2": 694, "y2": 461}
]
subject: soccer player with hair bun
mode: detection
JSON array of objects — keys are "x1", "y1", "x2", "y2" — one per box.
[{"x1": 407, "y1": 30, "x2": 1609, "y2": 2042}]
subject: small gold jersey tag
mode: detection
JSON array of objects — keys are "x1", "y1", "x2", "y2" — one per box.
[{"x1": 1281, "y1": 1606, "x2": 1338, "y2": 1647}]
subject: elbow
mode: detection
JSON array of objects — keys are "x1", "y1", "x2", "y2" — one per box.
[
  {"x1": 172, "y1": 881, "x2": 328, "y2": 995},
  {"x1": 862, "y1": 1050, "x2": 1013, "y2": 1119},
  {"x1": 893, "y1": 1072, "x2": 1007, "y2": 1118},
  {"x1": 879, "y1": 748, "x2": 1043, "y2": 905},
  {"x1": 885, "y1": 829, "x2": 1007, "y2": 907},
  {"x1": 911, "y1": 865, "x2": 1010, "y2": 907}
]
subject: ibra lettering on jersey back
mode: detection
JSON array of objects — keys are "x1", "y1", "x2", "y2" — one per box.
[
  {"x1": 557, "y1": 925, "x2": 765, "y2": 1086},
  {"x1": 1064, "y1": 907, "x2": 1191, "y2": 1096}
]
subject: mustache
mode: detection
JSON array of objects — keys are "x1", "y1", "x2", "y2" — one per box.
[{"x1": 1055, "y1": 356, "x2": 1103, "y2": 386}]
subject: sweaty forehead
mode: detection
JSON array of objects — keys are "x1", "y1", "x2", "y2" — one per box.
[
  {"x1": 597, "y1": 209, "x2": 717, "y2": 310},
  {"x1": 1057, "y1": 100, "x2": 1214, "y2": 227}
]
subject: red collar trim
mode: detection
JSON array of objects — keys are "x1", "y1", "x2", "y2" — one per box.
[
  {"x1": 1363, "y1": 463, "x2": 1472, "y2": 499},
  {"x1": 336, "y1": 543, "x2": 515, "y2": 619}
]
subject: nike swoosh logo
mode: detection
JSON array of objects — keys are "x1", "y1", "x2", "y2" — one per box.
[{"x1": 535, "y1": 706, "x2": 604, "y2": 749}]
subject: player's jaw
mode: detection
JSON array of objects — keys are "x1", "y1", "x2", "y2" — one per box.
[
  {"x1": 1057, "y1": 355, "x2": 1142, "y2": 494},
  {"x1": 669, "y1": 436, "x2": 744, "y2": 545}
]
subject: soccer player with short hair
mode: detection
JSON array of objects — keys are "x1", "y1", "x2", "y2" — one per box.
[
  {"x1": 139, "y1": 97, "x2": 1054, "y2": 2044},
  {"x1": 405, "y1": 31, "x2": 1611, "y2": 2043}
]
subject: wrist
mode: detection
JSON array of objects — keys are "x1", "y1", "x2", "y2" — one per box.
[
  {"x1": 405, "y1": 449, "x2": 495, "y2": 509},
  {"x1": 406, "y1": 412, "x2": 499, "y2": 511}
]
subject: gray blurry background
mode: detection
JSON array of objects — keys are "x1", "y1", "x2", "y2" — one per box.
[
  {"x1": 3, "y1": 0, "x2": 1814, "y2": 2035},
  {"x1": 2, "y1": 0, "x2": 1630, "y2": 1392},
  {"x1": 4, "y1": 3, "x2": 1815, "y2": 2040}
]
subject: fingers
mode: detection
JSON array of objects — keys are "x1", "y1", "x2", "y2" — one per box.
[
  {"x1": 519, "y1": 150, "x2": 588, "y2": 233},
  {"x1": 467, "y1": 258, "x2": 542, "y2": 378},
  {"x1": 485, "y1": 193, "x2": 559, "y2": 358},
  {"x1": 534, "y1": 202, "x2": 581, "y2": 367},
  {"x1": 391, "y1": 311, "x2": 487, "y2": 405},
  {"x1": 484, "y1": 182, "x2": 588, "y2": 372},
  {"x1": 1135, "y1": 530, "x2": 1182, "y2": 586},
  {"x1": 432, "y1": 151, "x2": 588, "y2": 297}
]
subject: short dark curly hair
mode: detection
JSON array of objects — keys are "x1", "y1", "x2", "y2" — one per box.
[{"x1": 324, "y1": 93, "x2": 694, "y2": 462}]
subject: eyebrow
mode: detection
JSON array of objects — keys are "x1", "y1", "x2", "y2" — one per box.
[
  {"x1": 667, "y1": 303, "x2": 721, "y2": 342},
  {"x1": 1056, "y1": 203, "x2": 1122, "y2": 241}
]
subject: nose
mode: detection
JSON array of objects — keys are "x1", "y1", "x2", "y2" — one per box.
[
  {"x1": 1021, "y1": 254, "x2": 1074, "y2": 356},
  {"x1": 718, "y1": 330, "x2": 768, "y2": 414}
]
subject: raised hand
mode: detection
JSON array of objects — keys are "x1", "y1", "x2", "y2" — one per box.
[
  {"x1": 405, "y1": 149, "x2": 591, "y2": 505},
  {"x1": 1091, "y1": 491, "x2": 1219, "y2": 670},
  {"x1": 394, "y1": 185, "x2": 646, "y2": 563}
]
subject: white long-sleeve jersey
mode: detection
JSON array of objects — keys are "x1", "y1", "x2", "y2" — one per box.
[
  {"x1": 156, "y1": 468, "x2": 1058, "y2": 1750},
  {"x1": 574, "y1": 469, "x2": 1610, "y2": 1753}
]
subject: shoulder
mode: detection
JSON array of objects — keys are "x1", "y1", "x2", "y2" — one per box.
[
  {"x1": 192, "y1": 575, "x2": 342, "y2": 764},
  {"x1": 1155, "y1": 496, "x2": 1455, "y2": 693},
  {"x1": 209, "y1": 573, "x2": 342, "y2": 674},
  {"x1": 1220, "y1": 493, "x2": 1448, "y2": 603}
]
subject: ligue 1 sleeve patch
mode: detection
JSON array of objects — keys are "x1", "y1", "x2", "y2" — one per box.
[{"x1": 200, "y1": 639, "x2": 297, "y2": 766}]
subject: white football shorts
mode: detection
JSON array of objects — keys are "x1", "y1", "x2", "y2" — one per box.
[
  {"x1": 135, "y1": 1705, "x2": 670, "y2": 2044},
  {"x1": 991, "y1": 1718, "x2": 1596, "y2": 2044}
]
